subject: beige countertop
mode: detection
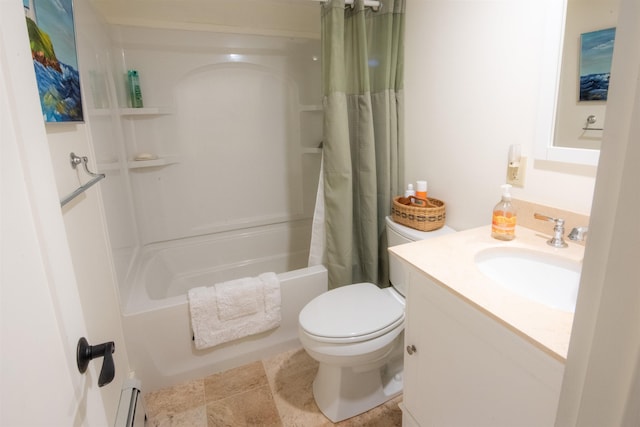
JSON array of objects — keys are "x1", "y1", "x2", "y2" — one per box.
[{"x1": 389, "y1": 225, "x2": 584, "y2": 362}]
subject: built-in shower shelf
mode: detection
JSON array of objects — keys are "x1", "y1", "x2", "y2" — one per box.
[
  {"x1": 120, "y1": 107, "x2": 172, "y2": 117},
  {"x1": 97, "y1": 156, "x2": 179, "y2": 171},
  {"x1": 128, "y1": 156, "x2": 179, "y2": 169}
]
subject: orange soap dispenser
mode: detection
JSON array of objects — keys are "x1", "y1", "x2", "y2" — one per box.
[{"x1": 491, "y1": 184, "x2": 516, "y2": 240}]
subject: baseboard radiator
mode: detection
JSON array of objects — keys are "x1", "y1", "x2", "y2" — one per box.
[{"x1": 115, "y1": 378, "x2": 146, "y2": 427}]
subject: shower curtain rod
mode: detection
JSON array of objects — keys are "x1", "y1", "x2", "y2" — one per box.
[{"x1": 312, "y1": 0, "x2": 381, "y2": 9}]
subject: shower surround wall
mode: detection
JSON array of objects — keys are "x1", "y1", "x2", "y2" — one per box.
[{"x1": 104, "y1": 26, "x2": 322, "y2": 297}]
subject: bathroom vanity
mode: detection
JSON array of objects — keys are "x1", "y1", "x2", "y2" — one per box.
[{"x1": 389, "y1": 226, "x2": 583, "y2": 427}]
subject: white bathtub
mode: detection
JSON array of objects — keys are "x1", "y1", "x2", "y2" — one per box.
[{"x1": 120, "y1": 220, "x2": 327, "y2": 392}]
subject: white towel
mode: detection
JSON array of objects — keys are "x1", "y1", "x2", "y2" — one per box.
[
  {"x1": 188, "y1": 272, "x2": 281, "y2": 350},
  {"x1": 215, "y1": 278, "x2": 259, "y2": 321}
]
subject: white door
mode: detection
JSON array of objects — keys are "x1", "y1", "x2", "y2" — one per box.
[{"x1": 0, "y1": 0, "x2": 109, "y2": 424}]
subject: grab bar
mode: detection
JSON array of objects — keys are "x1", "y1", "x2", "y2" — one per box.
[{"x1": 60, "y1": 152, "x2": 106, "y2": 207}]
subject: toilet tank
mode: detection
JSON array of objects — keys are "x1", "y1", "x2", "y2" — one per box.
[{"x1": 385, "y1": 216, "x2": 455, "y2": 296}]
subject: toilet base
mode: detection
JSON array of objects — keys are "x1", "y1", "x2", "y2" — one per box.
[{"x1": 312, "y1": 351, "x2": 403, "y2": 422}]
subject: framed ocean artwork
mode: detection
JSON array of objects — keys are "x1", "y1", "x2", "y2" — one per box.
[
  {"x1": 579, "y1": 27, "x2": 616, "y2": 102},
  {"x1": 23, "y1": 0, "x2": 84, "y2": 122}
]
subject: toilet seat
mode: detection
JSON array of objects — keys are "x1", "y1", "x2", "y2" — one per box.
[{"x1": 299, "y1": 283, "x2": 405, "y2": 344}]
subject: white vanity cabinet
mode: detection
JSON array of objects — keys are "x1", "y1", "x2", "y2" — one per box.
[{"x1": 401, "y1": 266, "x2": 565, "y2": 427}]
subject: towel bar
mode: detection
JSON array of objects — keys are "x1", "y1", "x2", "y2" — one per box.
[
  {"x1": 60, "y1": 152, "x2": 106, "y2": 207},
  {"x1": 582, "y1": 114, "x2": 604, "y2": 131}
]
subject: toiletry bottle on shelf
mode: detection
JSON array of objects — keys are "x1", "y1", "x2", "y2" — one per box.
[
  {"x1": 127, "y1": 70, "x2": 144, "y2": 108},
  {"x1": 491, "y1": 184, "x2": 516, "y2": 240},
  {"x1": 415, "y1": 180, "x2": 428, "y2": 205},
  {"x1": 404, "y1": 183, "x2": 416, "y2": 198}
]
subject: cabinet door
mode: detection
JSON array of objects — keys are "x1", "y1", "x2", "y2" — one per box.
[
  {"x1": 403, "y1": 269, "x2": 434, "y2": 422},
  {"x1": 403, "y1": 269, "x2": 564, "y2": 427}
]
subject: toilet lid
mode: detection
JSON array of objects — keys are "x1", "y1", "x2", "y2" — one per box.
[{"x1": 299, "y1": 283, "x2": 404, "y2": 342}]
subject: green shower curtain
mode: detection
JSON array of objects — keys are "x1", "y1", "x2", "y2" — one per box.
[{"x1": 321, "y1": 0, "x2": 405, "y2": 289}]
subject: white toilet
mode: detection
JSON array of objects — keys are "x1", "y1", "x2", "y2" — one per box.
[{"x1": 298, "y1": 216, "x2": 455, "y2": 422}]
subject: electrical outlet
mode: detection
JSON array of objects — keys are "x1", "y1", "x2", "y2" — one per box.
[{"x1": 506, "y1": 157, "x2": 526, "y2": 187}]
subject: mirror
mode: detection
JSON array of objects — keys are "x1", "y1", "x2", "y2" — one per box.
[
  {"x1": 555, "y1": 0, "x2": 618, "y2": 150},
  {"x1": 535, "y1": 0, "x2": 619, "y2": 166}
]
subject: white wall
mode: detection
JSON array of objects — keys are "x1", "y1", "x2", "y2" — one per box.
[
  {"x1": 44, "y1": 0, "x2": 132, "y2": 423},
  {"x1": 405, "y1": 0, "x2": 596, "y2": 232},
  {"x1": 106, "y1": 26, "x2": 322, "y2": 246},
  {"x1": 1, "y1": 0, "x2": 113, "y2": 424},
  {"x1": 90, "y1": 0, "x2": 320, "y2": 38},
  {"x1": 1, "y1": 37, "x2": 103, "y2": 427}
]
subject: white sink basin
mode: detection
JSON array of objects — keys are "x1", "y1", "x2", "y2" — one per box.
[{"x1": 475, "y1": 247, "x2": 581, "y2": 312}]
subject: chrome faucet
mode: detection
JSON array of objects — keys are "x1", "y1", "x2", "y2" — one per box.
[
  {"x1": 534, "y1": 213, "x2": 568, "y2": 248},
  {"x1": 568, "y1": 226, "x2": 589, "y2": 242}
]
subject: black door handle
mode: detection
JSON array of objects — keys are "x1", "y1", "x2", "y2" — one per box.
[{"x1": 76, "y1": 337, "x2": 115, "y2": 387}]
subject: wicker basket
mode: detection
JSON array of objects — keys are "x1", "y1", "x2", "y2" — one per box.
[{"x1": 391, "y1": 196, "x2": 446, "y2": 231}]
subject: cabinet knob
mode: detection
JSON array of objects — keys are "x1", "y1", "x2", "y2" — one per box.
[{"x1": 406, "y1": 344, "x2": 417, "y2": 355}]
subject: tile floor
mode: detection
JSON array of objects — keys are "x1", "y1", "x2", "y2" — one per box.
[{"x1": 144, "y1": 347, "x2": 403, "y2": 426}]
